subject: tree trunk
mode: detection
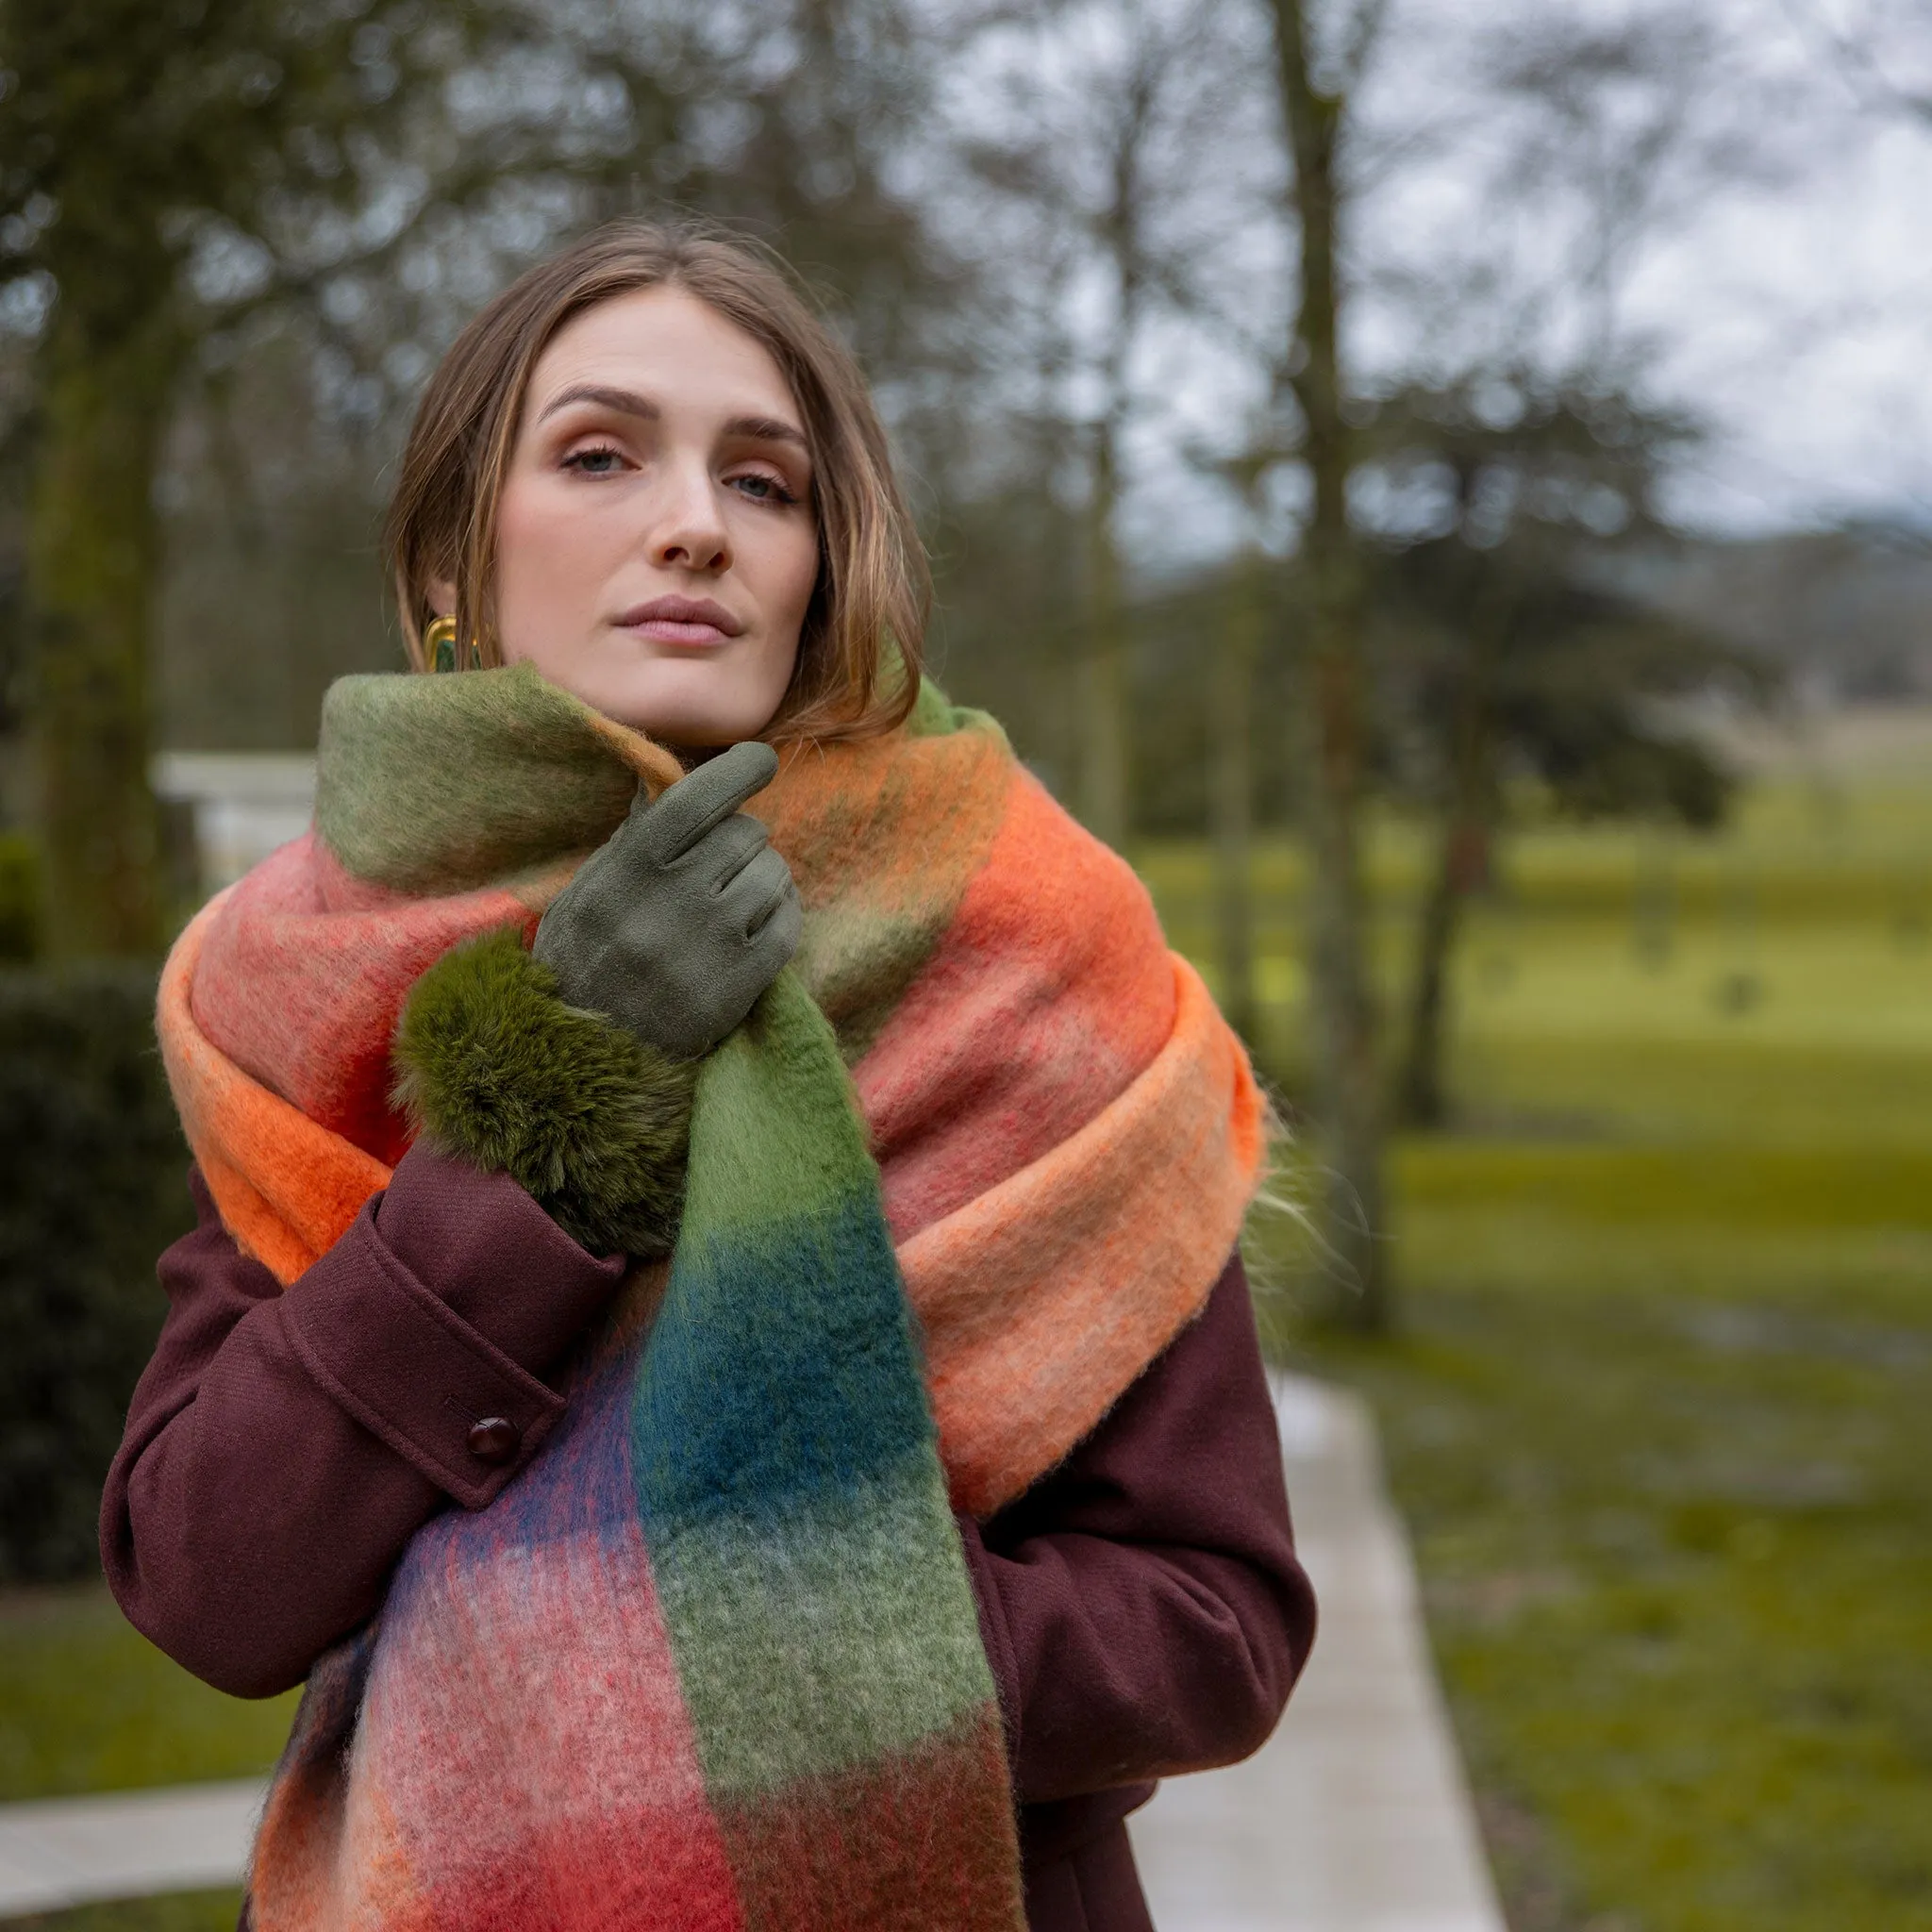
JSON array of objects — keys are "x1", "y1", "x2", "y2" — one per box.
[
  {"x1": 1269, "y1": 0, "x2": 1390, "y2": 1328},
  {"x1": 28, "y1": 314, "x2": 178, "y2": 958},
  {"x1": 1080, "y1": 419, "x2": 1130, "y2": 850},
  {"x1": 1396, "y1": 816, "x2": 1488, "y2": 1128},
  {"x1": 1212, "y1": 547, "x2": 1262, "y2": 1044},
  {"x1": 1396, "y1": 558, "x2": 1506, "y2": 1129}
]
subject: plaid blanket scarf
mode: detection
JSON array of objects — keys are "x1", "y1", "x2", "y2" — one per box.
[{"x1": 156, "y1": 664, "x2": 1263, "y2": 1930}]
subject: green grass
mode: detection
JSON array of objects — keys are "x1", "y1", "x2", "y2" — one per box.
[
  {"x1": 1267, "y1": 1139, "x2": 1932, "y2": 1932},
  {"x1": 0, "y1": 1894, "x2": 242, "y2": 1931},
  {"x1": 0, "y1": 1587, "x2": 296, "y2": 1804},
  {"x1": 1160, "y1": 765, "x2": 1932, "y2": 1932}
]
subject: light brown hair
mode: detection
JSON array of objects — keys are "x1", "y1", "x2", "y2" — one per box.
[{"x1": 383, "y1": 218, "x2": 927, "y2": 741}]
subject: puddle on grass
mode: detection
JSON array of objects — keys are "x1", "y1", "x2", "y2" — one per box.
[{"x1": 1676, "y1": 1301, "x2": 1932, "y2": 1372}]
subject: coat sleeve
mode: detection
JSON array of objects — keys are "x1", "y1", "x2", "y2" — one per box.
[
  {"x1": 100, "y1": 1149, "x2": 627, "y2": 1699},
  {"x1": 957, "y1": 1251, "x2": 1316, "y2": 1806}
]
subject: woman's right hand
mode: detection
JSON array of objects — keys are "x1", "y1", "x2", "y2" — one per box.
[{"x1": 533, "y1": 741, "x2": 802, "y2": 1060}]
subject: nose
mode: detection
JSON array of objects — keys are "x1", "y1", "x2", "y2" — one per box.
[{"x1": 648, "y1": 456, "x2": 731, "y2": 576}]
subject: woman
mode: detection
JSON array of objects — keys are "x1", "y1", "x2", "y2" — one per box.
[{"x1": 105, "y1": 220, "x2": 1315, "y2": 1932}]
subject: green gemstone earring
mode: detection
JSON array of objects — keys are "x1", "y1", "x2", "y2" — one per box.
[{"x1": 425, "y1": 615, "x2": 467, "y2": 674}]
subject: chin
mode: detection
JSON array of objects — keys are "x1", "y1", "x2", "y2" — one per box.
[
  {"x1": 588, "y1": 670, "x2": 783, "y2": 748},
  {"x1": 544, "y1": 645, "x2": 791, "y2": 741}
]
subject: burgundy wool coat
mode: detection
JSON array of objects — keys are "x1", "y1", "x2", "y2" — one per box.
[{"x1": 104, "y1": 1147, "x2": 1317, "y2": 1932}]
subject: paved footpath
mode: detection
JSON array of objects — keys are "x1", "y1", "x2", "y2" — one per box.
[
  {"x1": 0, "y1": 1375, "x2": 1505, "y2": 1925},
  {"x1": 1131, "y1": 1374, "x2": 1507, "y2": 1932},
  {"x1": 0, "y1": 1777, "x2": 264, "y2": 1916}
]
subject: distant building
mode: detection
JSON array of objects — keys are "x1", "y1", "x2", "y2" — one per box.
[{"x1": 151, "y1": 752, "x2": 316, "y2": 895}]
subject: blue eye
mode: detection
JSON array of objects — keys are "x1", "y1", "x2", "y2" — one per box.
[
  {"x1": 564, "y1": 445, "x2": 624, "y2": 475},
  {"x1": 733, "y1": 473, "x2": 796, "y2": 504}
]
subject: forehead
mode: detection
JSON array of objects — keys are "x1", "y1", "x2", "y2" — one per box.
[{"x1": 527, "y1": 284, "x2": 800, "y2": 421}]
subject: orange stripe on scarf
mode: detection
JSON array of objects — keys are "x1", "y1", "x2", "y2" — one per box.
[
  {"x1": 159, "y1": 894, "x2": 395, "y2": 1282},
  {"x1": 853, "y1": 766, "x2": 1266, "y2": 1512},
  {"x1": 901, "y1": 958, "x2": 1263, "y2": 1515}
]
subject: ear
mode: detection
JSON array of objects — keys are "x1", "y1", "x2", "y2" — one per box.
[{"x1": 428, "y1": 578, "x2": 458, "y2": 619}]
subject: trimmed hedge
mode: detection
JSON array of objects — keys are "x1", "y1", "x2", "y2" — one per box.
[
  {"x1": 0, "y1": 967, "x2": 192, "y2": 1582},
  {"x1": 0, "y1": 834, "x2": 40, "y2": 962}
]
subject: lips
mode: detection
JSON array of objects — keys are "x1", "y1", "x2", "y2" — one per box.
[{"x1": 616, "y1": 594, "x2": 745, "y2": 646}]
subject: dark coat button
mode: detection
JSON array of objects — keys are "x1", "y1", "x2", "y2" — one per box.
[{"x1": 466, "y1": 1416, "x2": 521, "y2": 1466}]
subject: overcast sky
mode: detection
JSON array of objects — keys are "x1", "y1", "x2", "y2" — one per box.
[
  {"x1": 1055, "y1": 0, "x2": 1932, "y2": 559},
  {"x1": 1618, "y1": 13, "x2": 1932, "y2": 532}
]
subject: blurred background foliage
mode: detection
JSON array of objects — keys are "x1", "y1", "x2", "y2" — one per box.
[{"x1": 0, "y1": 0, "x2": 1929, "y2": 1928}]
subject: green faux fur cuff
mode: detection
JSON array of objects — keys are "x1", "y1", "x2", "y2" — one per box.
[{"x1": 392, "y1": 927, "x2": 697, "y2": 1257}]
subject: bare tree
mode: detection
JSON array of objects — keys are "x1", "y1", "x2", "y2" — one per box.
[
  {"x1": 1211, "y1": 538, "x2": 1268, "y2": 1044},
  {"x1": 953, "y1": 0, "x2": 1272, "y2": 848},
  {"x1": 1265, "y1": 0, "x2": 1392, "y2": 1328},
  {"x1": 1777, "y1": 0, "x2": 1932, "y2": 126},
  {"x1": 1471, "y1": 8, "x2": 1787, "y2": 375},
  {"x1": 1073, "y1": 10, "x2": 1160, "y2": 852}
]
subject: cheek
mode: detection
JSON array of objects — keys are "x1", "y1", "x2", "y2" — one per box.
[
  {"x1": 494, "y1": 477, "x2": 618, "y2": 646},
  {"x1": 759, "y1": 519, "x2": 822, "y2": 659},
  {"x1": 493, "y1": 482, "x2": 569, "y2": 611}
]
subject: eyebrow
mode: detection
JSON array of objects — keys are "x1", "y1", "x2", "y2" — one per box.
[{"x1": 537, "y1": 384, "x2": 809, "y2": 451}]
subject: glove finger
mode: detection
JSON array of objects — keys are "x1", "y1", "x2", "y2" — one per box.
[
  {"x1": 635, "y1": 741, "x2": 780, "y2": 864},
  {"x1": 720, "y1": 847, "x2": 795, "y2": 940},
  {"x1": 694, "y1": 812, "x2": 771, "y2": 893}
]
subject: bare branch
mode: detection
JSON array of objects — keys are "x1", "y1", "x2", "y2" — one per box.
[{"x1": 1774, "y1": 0, "x2": 1932, "y2": 126}]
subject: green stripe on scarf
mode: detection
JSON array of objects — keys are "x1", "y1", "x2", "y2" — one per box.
[{"x1": 630, "y1": 972, "x2": 1008, "y2": 1849}]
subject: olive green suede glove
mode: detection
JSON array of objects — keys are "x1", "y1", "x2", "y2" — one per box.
[{"x1": 532, "y1": 741, "x2": 802, "y2": 1061}]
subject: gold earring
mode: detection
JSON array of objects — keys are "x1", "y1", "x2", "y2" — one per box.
[{"x1": 425, "y1": 615, "x2": 462, "y2": 674}]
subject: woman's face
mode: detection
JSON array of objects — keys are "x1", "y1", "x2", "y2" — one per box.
[{"x1": 480, "y1": 284, "x2": 820, "y2": 746}]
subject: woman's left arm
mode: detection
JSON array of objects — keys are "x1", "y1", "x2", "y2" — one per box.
[{"x1": 957, "y1": 1252, "x2": 1317, "y2": 1806}]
